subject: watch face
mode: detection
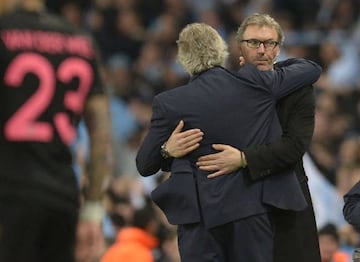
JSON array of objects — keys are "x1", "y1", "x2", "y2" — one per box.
[
  {"x1": 161, "y1": 151, "x2": 169, "y2": 159},
  {"x1": 161, "y1": 143, "x2": 170, "y2": 159}
]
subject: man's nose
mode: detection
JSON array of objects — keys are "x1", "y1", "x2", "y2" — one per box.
[{"x1": 257, "y1": 43, "x2": 265, "y2": 52}]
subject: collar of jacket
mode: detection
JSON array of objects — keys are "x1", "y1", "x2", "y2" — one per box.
[{"x1": 189, "y1": 65, "x2": 225, "y2": 82}]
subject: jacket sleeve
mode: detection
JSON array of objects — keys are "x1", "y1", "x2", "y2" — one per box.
[
  {"x1": 160, "y1": 157, "x2": 173, "y2": 172},
  {"x1": 254, "y1": 58, "x2": 321, "y2": 100},
  {"x1": 136, "y1": 96, "x2": 171, "y2": 176},
  {"x1": 243, "y1": 86, "x2": 315, "y2": 180},
  {"x1": 343, "y1": 181, "x2": 360, "y2": 227}
]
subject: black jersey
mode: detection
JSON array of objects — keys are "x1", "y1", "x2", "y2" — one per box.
[{"x1": 0, "y1": 9, "x2": 104, "y2": 213}]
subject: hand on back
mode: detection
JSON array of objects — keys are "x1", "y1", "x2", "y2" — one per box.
[{"x1": 165, "y1": 120, "x2": 204, "y2": 158}]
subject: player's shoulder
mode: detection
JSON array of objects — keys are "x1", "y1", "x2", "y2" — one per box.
[
  {"x1": 154, "y1": 83, "x2": 189, "y2": 107},
  {"x1": 0, "y1": 9, "x2": 87, "y2": 37}
]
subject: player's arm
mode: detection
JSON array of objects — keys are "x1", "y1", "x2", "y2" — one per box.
[
  {"x1": 81, "y1": 94, "x2": 113, "y2": 217},
  {"x1": 257, "y1": 58, "x2": 321, "y2": 99},
  {"x1": 136, "y1": 96, "x2": 172, "y2": 176}
]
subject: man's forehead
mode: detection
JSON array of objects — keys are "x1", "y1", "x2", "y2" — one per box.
[{"x1": 243, "y1": 25, "x2": 278, "y2": 39}]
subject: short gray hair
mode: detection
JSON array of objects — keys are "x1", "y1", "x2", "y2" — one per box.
[
  {"x1": 236, "y1": 13, "x2": 285, "y2": 45},
  {"x1": 177, "y1": 23, "x2": 229, "y2": 75}
]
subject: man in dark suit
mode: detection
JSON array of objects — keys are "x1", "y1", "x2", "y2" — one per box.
[
  {"x1": 136, "y1": 22, "x2": 321, "y2": 261},
  {"x1": 165, "y1": 14, "x2": 321, "y2": 262}
]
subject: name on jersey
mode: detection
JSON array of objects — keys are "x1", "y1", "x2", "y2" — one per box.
[{"x1": 1, "y1": 30, "x2": 94, "y2": 58}]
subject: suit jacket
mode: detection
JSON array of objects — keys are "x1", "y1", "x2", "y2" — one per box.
[
  {"x1": 243, "y1": 86, "x2": 322, "y2": 262},
  {"x1": 136, "y1": 58, "x2": 321, "y2": 228},
  {"x1": 244, "y1": 86, "x2": 315, "y2": 183}
]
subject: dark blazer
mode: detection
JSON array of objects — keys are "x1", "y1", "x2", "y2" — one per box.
[
  {"x1": 244, "y1": 86, "x2": 315, "y2": 182},
  {"x1": 136, "y1": 58, "x2": 321, "y2": 228},
  {"x1": 243, "y1": 86, "x2": 321, "y2": 262}
]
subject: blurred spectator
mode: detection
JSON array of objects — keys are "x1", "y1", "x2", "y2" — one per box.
[
  {"x1": 310, "y1": 90, "x2": 355, "y2": 185},
  {"x1": 111, "y1": 8, "x2": 144, "y2": 61},
  {"x1": 317, "y1": 40, "x2": 360, "y2": 92},
  {"x1": 304, "y1": 154, "x2": 346, "y2": 229},
  {"x1": 343, "y1": 180, "x2": 360, "y2": 230},
  {"x1": 133, "y1": 41, "x2": 166, "y2": 93},
  {"x1": 156, "y1": 227, "x2": 181, "y2": 262},
  {"x1": 225, "y1": 31, "x2": 242, "y2": 71},
  {"x1": 273, "y1": 0, "x2": 321, "y2": 29},
  {"x1": 198, "y1": 8, "x2": 227, "y2": 40},
  {"x1": 136, "y1": 0, "x2": 165, "y2": 28},
  {"x1": 105, "y1": 54, "x2": 137, "y2": 139},
  {"x1": 330, "y1": 0, "x2": 359, "y2": 31},
  {"x1": 163, "y1": 0, "x2": 193, "y2": 27},
  {"x1": 60, "y1": 1, "x2": 83, "y2": 28},
  {"x1": 102, "y1": 182, "x2": 134, "y2": 245},
  {"x1": 100, "y1": 197, "x2": 160, "y2": 262},
  {"x1": 336, "y1": 136, "x2": 360, "y2": 196},
  {"x1": 318, "y1": 223, "x2": 351, "y2": 262}
]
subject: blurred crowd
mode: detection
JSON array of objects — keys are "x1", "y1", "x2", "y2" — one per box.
[{"x1": 46, "y1": 0, "x2": 360, "y2": 261}]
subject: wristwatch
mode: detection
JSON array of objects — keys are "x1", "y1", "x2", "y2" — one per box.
[{"x1": 160, "y1": 142, "x2": 170, "y2": 159}]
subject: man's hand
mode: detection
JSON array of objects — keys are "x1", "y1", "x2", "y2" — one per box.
[
  {"x1": 76, "y1": 201, "x2": 105, "y2": 262},
  {"x1": 197, "y1": 144, "x2": 246, "y2": 178},
  {"x1": 75, "y1": 221, "x2": 104, "y2": 262},
  {"x1": 166, "y1": 120, "x2": 204, "y2": 158}
]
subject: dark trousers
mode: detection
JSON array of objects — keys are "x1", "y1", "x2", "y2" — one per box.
[
  {"x1": 177, "y1": 213, "x2": 274, "y2": 262},
  {"x1": 272, "y1": 181, "x2": 321, "y2": 262},
  {"x1": 0, "y1": 199, "x2": 78, "y2": 262}
]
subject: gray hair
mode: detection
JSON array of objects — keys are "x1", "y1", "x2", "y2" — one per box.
[
  {"x1": 177, "y1": 23, "x2": 229, "y2": 75},
  {"x1": 236, "y1": 13, "x2": 285, "y2": 45}
]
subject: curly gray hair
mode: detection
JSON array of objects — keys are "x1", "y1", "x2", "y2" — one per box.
[{"x1": 177, "y1": 23, "x2": 229, "y2": 75}]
